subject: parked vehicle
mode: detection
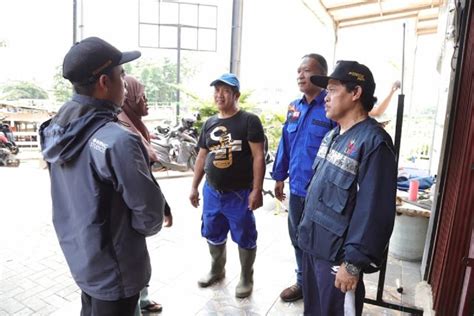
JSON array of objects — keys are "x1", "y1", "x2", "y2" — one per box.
[
  {"x1": 0, "y1": 134, "x2": 20, "y2": 167},
  {"x1": 151, "y1": 116, "x2": 199, "y2": 172}
]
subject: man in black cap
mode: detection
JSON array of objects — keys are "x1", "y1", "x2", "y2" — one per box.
[
  {"x1": 40, "y1": 37, "x2": 167, "y2": 315},
  {"x1": 297, "y1": 61, "x2": 397, "y2": 315}
]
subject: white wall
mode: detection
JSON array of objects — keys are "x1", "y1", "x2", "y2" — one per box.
[{"x1": 240, "y1": 0, "x2": 335, "y2": 112}]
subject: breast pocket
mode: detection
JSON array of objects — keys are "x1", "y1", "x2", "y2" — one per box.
[
  {"x1": 286, "y1": 122, "x2": 298, "y2": 133},
  {"x1": 320, "y1": 171, "x2": 355, "y2": 214},
  {"x1": 305, "y1": 128, "x2": 327, "y2": 151}
]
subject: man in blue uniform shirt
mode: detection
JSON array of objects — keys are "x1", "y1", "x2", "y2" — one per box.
[
  {"x1": 272, "y1": 54, "x2": 336, "y2": 302},
  {"x1": 298, "y1": 60, "x2": 397, "y2": 315}
]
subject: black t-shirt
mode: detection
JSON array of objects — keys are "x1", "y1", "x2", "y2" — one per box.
[{"x1": 198, "y1": 110, "x2": 265, "y2": 191}]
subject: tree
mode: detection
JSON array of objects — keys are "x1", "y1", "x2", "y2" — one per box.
[
  {"x1": 52, "y1": 65, "x2": 72, "y2": 102},
  {"x1": 0, "y1": 81, "x2": 48, "y2": 100},
  {"x1": 124, "y1": 57, "x2": 194, "y2": 104}
]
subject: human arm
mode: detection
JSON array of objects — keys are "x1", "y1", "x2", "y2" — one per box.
[
  {"x1": 107, "y1": 133, "x2": 166, "y2": 236},
  {"x1": 344, "y1": 142, "x2": 397, "y2": 269},
  {"x1": 274, "y1": 181, "x2": 286, "y2": 201},
  {"x1": 248, "y1": 140, "x2": 265, "y2": 210},
  {"x1": 189, "y1": 147, "x2": 208, "y2": 207},
  {"x1": 335, "y1": 143, "x2": 396, "y2": 291},
  {"x1": 272, "y1": 120, "x2": 290, "y2": 200},
  {"x1": 369, "y1": 81, "x2": 400, "y2": 117}
]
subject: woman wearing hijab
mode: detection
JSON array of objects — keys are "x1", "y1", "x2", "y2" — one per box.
[{"x1": 119, "y1": 75, "x2": 172, "y2": 314}]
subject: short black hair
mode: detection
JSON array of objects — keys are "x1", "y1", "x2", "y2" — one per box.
[
  {"x1": 303, "y1": 53, "x2": 328, "y2": 75},
  {"x1": 72, "y1": 67, "x2": 114, "y2": 96},
  {"x1": 341, "y1": 81, "x2": 378, "y2": 112}
]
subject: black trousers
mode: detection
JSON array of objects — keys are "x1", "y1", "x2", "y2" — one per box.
[{"x1": 80, "y1": 291, "x2": 139, "y2": 316}]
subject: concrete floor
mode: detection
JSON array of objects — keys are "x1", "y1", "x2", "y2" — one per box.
[{"x1": 0, "y1": 162, "x2": 424, "y2": 315}]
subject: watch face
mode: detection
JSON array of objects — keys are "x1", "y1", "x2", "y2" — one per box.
[{"x1": 344, "y1": 262, "x2": 361, "y2": 276}]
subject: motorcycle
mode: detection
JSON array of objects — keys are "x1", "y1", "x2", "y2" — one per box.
[
  {"x1": 0, "y1": 134, "x2": 20, "y2": 167},
  {"x1": 150, "y1": 116, "x2": 199, "y2": 172},
  {"x1": 150, "y1": 113, "x2": 271, "y2": 172}
]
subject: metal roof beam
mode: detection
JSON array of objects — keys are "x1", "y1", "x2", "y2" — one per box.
[{"x1": 336, "y1": 4, "x2": 439, "y2": 24}]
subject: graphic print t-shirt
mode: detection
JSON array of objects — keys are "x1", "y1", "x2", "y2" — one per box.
[{"x1": 198, "y1": 110, "x2": 264, "y2": 191}]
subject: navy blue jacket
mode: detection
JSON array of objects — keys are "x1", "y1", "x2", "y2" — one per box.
[
  {"x1": 272, "y1": 92, "x2": 336, "y2": 196},
  {"x1": 298, "y1": 118, "x2": 396, "y2": 271},
  {"x1": 40, "y1": 94, "x2": 166, "y2": 300}
]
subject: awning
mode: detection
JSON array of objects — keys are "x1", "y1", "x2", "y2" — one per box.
[{"x1": 318, "y1": 0, "x2": 444, "y2": 35}]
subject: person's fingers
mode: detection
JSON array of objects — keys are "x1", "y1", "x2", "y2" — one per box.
[
  {"x1": 341, "y1": 285, "x2": 347, "y2": 293},
  {"x1": 275, "y1": 190, "x2": 284, "y2": 201}
]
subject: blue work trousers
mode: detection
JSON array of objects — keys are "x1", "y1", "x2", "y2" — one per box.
[{"x1": 201, "y1": 181, "x2": 257, "y2": 249}]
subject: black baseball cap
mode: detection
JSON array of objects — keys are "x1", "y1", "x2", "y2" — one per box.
[
  {"x1": 63, "y1": 37, "x2": 141, "y2": 85},
  {"x1": 310, "y1": 60, "x2": 375, "y2": 97}
]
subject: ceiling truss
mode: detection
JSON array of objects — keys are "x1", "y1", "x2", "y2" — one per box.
[{"x1": 318, "y1": 0, "x2": 445, "y2": 35}]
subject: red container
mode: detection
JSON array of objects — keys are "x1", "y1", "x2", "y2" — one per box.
[{"x1": 408, "y1": 179, "x2": 420, "y2": 201}]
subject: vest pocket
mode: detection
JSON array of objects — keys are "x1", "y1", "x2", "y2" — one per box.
[
  {"x1": 308, "y1": 210, "x2": 347, "y2": 261},
  {"x1": 320, "y1": 170, "x2": 355, "y2": 214}
]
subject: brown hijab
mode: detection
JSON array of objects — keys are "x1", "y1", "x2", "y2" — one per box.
[{"x1": 121, "y1": 75, "x2": 150, "y2": 141}]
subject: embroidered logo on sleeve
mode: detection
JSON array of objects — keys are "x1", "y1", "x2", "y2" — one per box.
[{"x1": 90, "y1": 138, "x2": 108, "y2": 153}]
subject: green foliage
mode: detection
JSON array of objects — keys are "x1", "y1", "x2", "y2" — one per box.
[
  {"x1": 0, "y1": 81, "x2": 48, "y2": 100},
  {"x1": 182, "y1": 89, "x2": 257, "y2": 131},
  {"x1": 124, "y1": 57, "x2": 194, "y2": 104},
  {"x1": 52, "y1": 65, "x2": 72, "y2": 102},
  {"x1": 260, "y1": 112, "x2": 285, "y2": 152}
]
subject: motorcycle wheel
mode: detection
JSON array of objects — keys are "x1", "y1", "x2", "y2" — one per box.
[
  {"x1": 11, "y1": 146, "x2": 19, "y2": 155},
  {"x1": 188, "y1": 153, "x2": 196, "y2": 171}
]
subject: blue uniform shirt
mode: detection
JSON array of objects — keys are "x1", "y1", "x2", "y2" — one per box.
[{"x1": 272, "y1": 91, "x2": 336, "y2": 197}]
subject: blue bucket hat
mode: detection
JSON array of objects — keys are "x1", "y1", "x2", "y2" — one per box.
[{"x1": 210, "y1": 73, "x2": 240, "y2": 92}]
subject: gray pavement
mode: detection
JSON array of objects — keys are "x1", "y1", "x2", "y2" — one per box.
[{"x1": 0, "y1": 162, "x2": 422, "y2": 315}]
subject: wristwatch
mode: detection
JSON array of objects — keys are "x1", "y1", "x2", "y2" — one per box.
[{"x1": 343, "y1": 261, "x2": 361, "y2": 276}]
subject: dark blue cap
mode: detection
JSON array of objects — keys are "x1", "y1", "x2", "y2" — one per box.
[
  {"x1": 210, "y1": 73, "x2": 240, "y2": 91},
  {"x1": 311, "y1": 60, "x2": 375, "y2": 97},
  {"x1": 63, "y1": 37, "x2": 141, "y2": 84}
]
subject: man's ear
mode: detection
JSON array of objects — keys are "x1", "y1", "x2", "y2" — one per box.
[
  {"x1": 352, "y1": 86, "x2": 362, "y2": 101},
  {"x1": 98, "y1": 74, "x2": 109, "y2": 91}
]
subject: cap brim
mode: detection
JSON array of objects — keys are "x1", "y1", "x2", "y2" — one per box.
[
  {"x1": 310, "y1": 75, "x2": 330, "y2": 88},
  {"x1": 210, "y1": 79, "x2": 237, "y2": 88},
  {"x1": 119, "y1": 51, "x2": 141, "y2": 65}
]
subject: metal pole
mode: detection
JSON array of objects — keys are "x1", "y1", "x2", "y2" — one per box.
[
  {"x1": 73, "y1": 0, "x2": 77, "y2": 44},
  {"x1": 176, "y1": 24, "x2": 181, "y2": 124},
  {"x1": 394, "y1": 23, "x2": 406, "y2": 163},
  {"x1": 230, "y1": 0, "x2": 243, "y2": 75},
  {"x1": 365, "y1": 22, "x2": 411, "y2": 313}
]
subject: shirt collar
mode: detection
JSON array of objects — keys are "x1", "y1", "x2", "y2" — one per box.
[
  {"x1": 300, "y1": 89, "x2": 327, "y2": 106},
  {"x1": 72, "y1": 94, "x2": 121, "y2": 113}
]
